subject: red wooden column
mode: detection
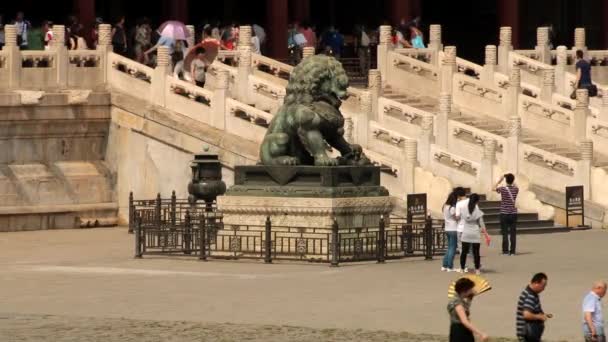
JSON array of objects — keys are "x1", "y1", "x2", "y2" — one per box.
[
  {"x1": 292, "y1": 0, "x2": 310, "y2": 23},
  {"x1": 497, "y1": 0, "x2": 520, "y2": 48},
  {"x1": 602, "y1": 0, "x2": 608, "y2": 48},
  {"x1": 167, "y1": 0, "x2": 189, "y2": 23},
  {"x1": 74, "y1": 0, "x2": 96, "y2": 45},
  {"x1": 387, "y1": 0, "x2": 415, "y2": 26},
  {"x1": 266, "y1": 0, "x2": 289, "y2": 59}
]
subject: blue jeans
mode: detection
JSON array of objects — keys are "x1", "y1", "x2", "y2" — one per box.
[{"x1": 443, "y1": 231, "x2": 458, "y2": 269}]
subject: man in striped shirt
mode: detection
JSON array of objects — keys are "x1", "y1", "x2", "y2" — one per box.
[
  {"x1": 495, "y1": 173, "x2": 519, "y2": 255},
  {"x1": 517, "y1": 273, "x2": 551, "y2": 342}
]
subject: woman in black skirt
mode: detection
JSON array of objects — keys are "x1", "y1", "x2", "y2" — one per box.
[{"x1": 447, "y1": 278, "x2": 489, "y2": 342}]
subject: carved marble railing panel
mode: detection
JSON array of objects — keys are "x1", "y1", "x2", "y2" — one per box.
[
  {"x1": 455, "y1": 57, "x2": 483, "y2": 80},
  {"x1": 429, "y1": 145, "x2": 478, "y2": 188},
  {"x1": 378, "y1": 96, "x2": 433, "y2": 138},
  {"x1": 513, "y1": 50, "x2": 539, "y2": 60},
  {"x1": 207, "y1": 61, "x2": 237, "y2": 87},
  {"x1": 107, "y1": 52, "x2": 153, "y2": 99},
  {"x1": 252, "y1": 53, "x2": 293, "y2": 80},
  {"x1": 455, "y1": 73, "x2": 504, "y2": 104},
  {"x1": 363, "y1": 148, "x2": 399, "y2": 177},
  {"x1": 388, "y1": 51, "x2": 438, "y2": 81},
  {"x1": 370, "y1": 121, "x2": 408, "y2": 147},
  {"x1": 216, "y1": 50, "x2": 239, "y2": 65},
  {"x1": 520, "y1": 96, "x2": 572, "y2": 129},
  {"x1": 552, "y1": 93, "x2": 575, "y2": 110},
  {"x1": 448, "y1": 120, "x2": 506, "y2": 167},
  {"x1": 394, "y1": 48, "x2": 434, "y2": 63},
  {"x1": 68, "y1": 50, "x2": 101, "y2": 67},
  {"x1": 226, "y1": 98, "x2": 272, "y2": 143},
  {"x1": 509, "y1": 52, "x2": 554, "y2": 89},
  {"x1": 67, "y1": 51, "x2": 103, "y2": 88},
  {"x1": 589, "y1": 118, "x2": 608, "y2": 154},
  {"x1": 520, "y1": 145, "x2": 576, "y2": 188},
  {"x1": 21, "y1": 51, "x2": 55, "y2": 68},
  {"x1": 0, "y1": 52, "x2": 8, "y2": 90},
  {"x1": 165, "y1": 76, "x2": 214, "y2": 125}
]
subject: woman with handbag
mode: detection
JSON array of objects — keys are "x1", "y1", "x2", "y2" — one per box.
[
  {"x1": 447, "y1": 277, "x2": 489, "y2": 342},
  {"x1": 457, "y1": 193, "x2": 487, "y2": 275}
]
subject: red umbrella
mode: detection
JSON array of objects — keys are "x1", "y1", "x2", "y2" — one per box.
[{"x1": 184, "y1": 38, "x2": 221, "y2": 71}]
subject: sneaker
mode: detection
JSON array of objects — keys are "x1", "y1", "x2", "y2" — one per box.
[
  {"x1": 475, "y1": 269, "x2": 481, "y2": 275},
  {"x1": 447, "y1": 268, "x2": 456, "y2": 272},
  {"x1": 441, "y1": 267, "x2": 448, "y2": 272},
  {"x1": 463, "y1": 267, "x2": 469, "y2": 273}
]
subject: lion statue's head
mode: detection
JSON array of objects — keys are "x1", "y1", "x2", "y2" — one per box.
[{"x1": 283, "y1": 55, "x2": 349, "y2": 106}]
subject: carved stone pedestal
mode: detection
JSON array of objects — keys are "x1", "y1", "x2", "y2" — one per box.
[{"x1": 217, "y1": 165, "x2": 392, "y2": 231}]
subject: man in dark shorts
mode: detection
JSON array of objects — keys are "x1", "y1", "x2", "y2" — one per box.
[{"x1": 495, "y1": 173, "x2": 519, "y2": 255}]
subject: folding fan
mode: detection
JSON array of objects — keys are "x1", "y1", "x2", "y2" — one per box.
[{"x1": 448, "y1": 274, "x2": 492, "y2": 298}]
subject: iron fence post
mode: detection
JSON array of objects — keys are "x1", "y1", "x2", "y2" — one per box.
[
  {"x1": 134, "y1": 213, "x2": 142, "y2": 258},
  {"x1": 264, "y1": 216, "x2": 272, "y2": 264},
  {"x1": 199, "y1": 213, "x2": 207, "y2": 261},
  {"x1": 424, "y1": 217, "x2": 433, "y2": 260},
  {"x1": 171, "y1": 190, "x2": 177, "y2": 228},
  {"x1": 128, "y1": 191, "x2": 134, "y2": 233},
  {"x1": 330, "y1": 219, "x2": 339, "y2": 267},
  {"x1": 377, "y1": 216, "x2": 386, "y2": 263},
  {"x1": 184, "y1": 210, "x2": 192, "y2": 255},
  {"x1": 405, "y1": 223, "x2": 414, "y2": 254},
  {"x1": 155, "y1": 193, "x2": 162, "y2": 246}
]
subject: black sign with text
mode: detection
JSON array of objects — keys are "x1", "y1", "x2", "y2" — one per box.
[
  {"x1": 566, "y1": 185, "x2": 585, "y2": 228},
  {"x1": 407, "y1": 193, "x2": 427, "y2": 222}
]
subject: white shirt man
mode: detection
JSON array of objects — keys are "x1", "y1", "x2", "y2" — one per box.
[{"x1": 583, "y1": 281, "x2": 607, "y2": 342}]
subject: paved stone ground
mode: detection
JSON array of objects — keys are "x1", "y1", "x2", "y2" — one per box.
[{"x1": 0, "y1": 228, "x2": 604, "y2": 341}]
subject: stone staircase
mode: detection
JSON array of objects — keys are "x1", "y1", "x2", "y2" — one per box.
[{"x1": 478, "y1": 198, "x2": 567, "y2": 234}]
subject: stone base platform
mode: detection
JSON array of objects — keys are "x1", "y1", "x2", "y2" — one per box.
[{"x1": 217, "y1": 165, "x2": 392, "y2": 230}]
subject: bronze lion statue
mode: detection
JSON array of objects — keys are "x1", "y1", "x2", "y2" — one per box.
[{"x1": 259, "y1": 55, "x2": 370, "y2": 166}]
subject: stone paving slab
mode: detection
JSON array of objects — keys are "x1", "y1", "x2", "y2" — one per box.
[{"x1": 0, "y1": 227, "x2": 605, "y2": 341}]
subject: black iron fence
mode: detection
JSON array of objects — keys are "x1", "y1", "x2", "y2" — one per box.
[{"x1": 130, "y1": 194, "x2": 446, "y2": 266}]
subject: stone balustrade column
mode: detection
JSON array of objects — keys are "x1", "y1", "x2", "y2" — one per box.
[
  {"x1": 478, "y1": 139, "x2": 497, "y2": 195},
  {"x1": 437, "y1": 92, "x2": 451, "y2": 148},
  {"x1": 302, "y1": 47, "x2": 315, "y2": 59},
  {"x1": 440, "y1": 46, "x2": 456, "y2": 95},
  {"x1": 237, "y1": 44, "x2": 252, "y2": 103},
  {"x1": 505, "y1": 65, "x2": 521, "y2": 119},
  {"x1": 498, "y1": 27, "x2": 513, "y2": 73},
  {"x1": 540, "y1": 68, "x2": 555, "y2": 102},
  {"x1": 96, "y1": 24, "x2": 113, "y2": 85},
  {"x1": 212, "y1": 69, "x2": 229, "y2": 130},
  {"x1": 400, "y1": 139, "x2": 418, "y2": 195},
  {"x1": 52, "y1": 25, "x2": 68, "y2": 88},
  {"x1": 428, "y1": 24, "x2": 443, "y2": 66},
  {"x1": 418, "y1": 115, "x2": 434, "y2": 168},
  {"x1": 600, "y1": 90, "x2": 608, "y2": 123},
  {"x1": 574, "y1": 27, "x2": 587, "y2": 56},
  {"x1": 368, "y1": 69, "x2": 382, "y2": 120},
  {"x1": 238, "y1": 25, "x2": 252, "y2": 48},
  {"x1": 506, "y1": 116, "x2": 521, "y2": 176},
  {"x1": 574, "y1": 89, "x2": 589, "y2": 143},
  {"x1": 555, "y1": 46, "x2": 567, "y2": 95},
  {"x1": 482, "y1": 45, "x2": 497, "y2": 85},
  {"x1": 151, "y1": 45, "x2": 170, "y2": 107},
  {"x1": 377, "y1": 25, "x2": 392, "y2": 85},
  {"x1": 186, "y1": 25, "x2": 195, "y2": 48},
  {"x1": 577, "y1": 140, "x2": 593, "y2": 200},
  {"x1": 356, "y1": 91, "x2": 372, "y2": 148},
  {"x1": 535, "y1": 27, "x2": 551, "y2": 64},
  {"x1": 4, "y1": 25, "x2": 21, "y2": 89}
]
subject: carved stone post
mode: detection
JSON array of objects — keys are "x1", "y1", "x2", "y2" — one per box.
[
  {"x1": 213, "y1": 69, "x2": 229, "y2": 130},
  {"x1": 437, "y1": 92, "x2": 451, "y2": 148},
  {"x1": 505, "y1": 65, "x2": 521, "y2": 119},
  {"x1": 573, "y1": 27, "x2": 587, "y2": 56},
  {"x1": 97, "y1": 24, "x2": 113, "y2": 84},
  {"x1": 237, "y1": 26, "x2": 253, "y2": 104},
  {"x1": 52, "y1": 25, "x2": 68, "y2": 88},
  {"x1": 428, "y1": 24, "x2": 443, "y2": 66},
  {"x1": 151, "y1": 45, "x2": 170, "y2": 107},
  {"x1": 555, "y1": 46, "x2": 567, "y2": 95},
  {"x1": 482, "y1": 45, "x2": 497, "y2": 85},
  {"x1": 356, "y1": 91, "x2": 372, "y2": 148},
  {"x1": 506, "y1": 116, "x2": 521, "y2": 176},
  {"x1": 440, "y1": 46, "x2": 456, "y2": 95},
  {"x1": 577, "y1": 140, "x2": 593, "y2": 200},
  {"x1": 479, "y1": 139, "x2": 497, "y2": 195},
  {"x1": 377, "y1": 25, "x2": 392, "y2": 85},
  {"x1": 600, "y1": 89, "x2": 608, "y2": 123},
  {"x1": 418, "y1": 115, "x2": 434, "y2": 168},
  {"x1": 186, "y1": 25, "x2": 195, "y2": 48},
  {"x1": 498, "y1": 27, "x2": 513, "y2": 73},
  {"x1": 535, "y1": 27, "x2": 551, "y2": 64},
  {"x1": 573, "y1": 89, "x2": 589, "y2": 143},
  {"x1": 302, "y1": 46, "x2": 315, "y2": 59},
  {"x1": 4, "y1": 25, "x2": 21, "y2": 89},
  {"x1": 368, "y1": 69, "x2": 382, "y2": 119},
  {"x1": 540, "y1": 68, "x2": 555, "y2": 102},
  {"x1": 400, "y1": 139, "x2": 417, "y2": 195}
]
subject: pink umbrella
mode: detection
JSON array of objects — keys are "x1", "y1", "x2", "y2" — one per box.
[{"x1": 157, "y1": 20, "x2": 190, "y2": 40}]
